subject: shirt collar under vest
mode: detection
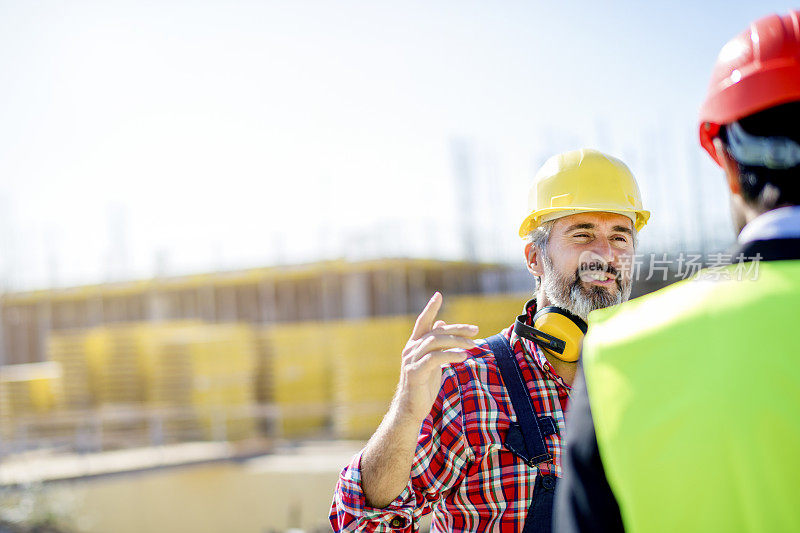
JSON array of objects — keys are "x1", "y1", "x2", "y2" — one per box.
[{"x1": 738, "y1": 205, "x2": 800, "y2": 244}]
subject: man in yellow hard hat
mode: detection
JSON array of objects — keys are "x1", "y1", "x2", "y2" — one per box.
[
  {"x1": 555, "y1": 10, "x2": 800, "y2": 533},
  {"x1": 331, "y1": 148, "x2": 649, "y2": 533}
]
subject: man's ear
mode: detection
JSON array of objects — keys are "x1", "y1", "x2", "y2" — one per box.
[
  {"x1": 524, "y1": 242, "x2": 544, "y2": 277},
  {"x1": 713, "y1": 138, "x2": 741, "y2": 195}
]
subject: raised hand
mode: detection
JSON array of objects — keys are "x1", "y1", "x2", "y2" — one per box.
[{"x1": 394, "y1": 292, "x2": 479, "y2": 423}]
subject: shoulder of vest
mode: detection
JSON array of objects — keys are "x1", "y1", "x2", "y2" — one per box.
[{"x1": 584, "y1": 259, "x2": 800, "y2": 353}]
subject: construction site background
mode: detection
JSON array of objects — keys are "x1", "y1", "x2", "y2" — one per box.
[
  {"x1": 0, "y1": 256, "x2": 705, "y2": 532},
  {"x1": 1, "y1": 2, "x2": 776, "y2": 530}
]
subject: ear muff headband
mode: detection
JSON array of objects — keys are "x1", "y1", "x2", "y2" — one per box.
[
  {"x1": 513, "y1": 300, "x2": 587, "y2": 362},
  {"x1": 533, "y1": 306, "x2": 588, "y2": 334}
]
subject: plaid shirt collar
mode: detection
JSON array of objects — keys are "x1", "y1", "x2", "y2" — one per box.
[{"x1": 509, "y1": 299, "x2": 572, "y2": 392}]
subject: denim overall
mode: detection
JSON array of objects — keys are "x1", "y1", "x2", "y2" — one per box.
[{"x1": 486, "y1": 334, "x2": 559, "y2": 533}]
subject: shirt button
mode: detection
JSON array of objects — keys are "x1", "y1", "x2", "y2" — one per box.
[{"x1": 389, "y1": 516, "x2": 406, "y2": 528}]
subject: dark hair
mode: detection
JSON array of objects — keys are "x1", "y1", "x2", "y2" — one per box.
[{"x1": 718, "y1": 101, "x2": 800, "y2": 209}]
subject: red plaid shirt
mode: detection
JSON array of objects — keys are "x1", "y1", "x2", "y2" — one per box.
[{"x1": 330, "y1": 314, "x2": 572, "y2": 532}]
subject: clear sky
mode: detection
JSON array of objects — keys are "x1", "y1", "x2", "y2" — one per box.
[{"x1": 0, "y1": 1, "x2": 794, "y2": 290}]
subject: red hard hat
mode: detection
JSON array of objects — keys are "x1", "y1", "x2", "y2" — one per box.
[{"x1": 699, "y1": 10, "x2": 800, "y2": 166}]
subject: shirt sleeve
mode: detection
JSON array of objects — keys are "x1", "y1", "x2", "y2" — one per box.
[
  {"x1": 554, "y1": 366, "x2": 625, "y2": 533},
  {"x1": 330, "y1": 366, "x2": 472, "y2": 532}
]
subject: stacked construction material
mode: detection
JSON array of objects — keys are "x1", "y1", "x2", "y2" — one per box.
[
  {"x1": 0, "y1": 362, "x2": 64, "y2": 442},
  {"x1": 90, "y1": 324, "x2": 149, "y2": 405},
  {"x1": 268, "y1": 321, "x2": 332, "y2": 437},
  {"x1": 44, "y1": 321, "x2": 259, "y2": 444},
  {"x1": 253, "y1": 327, "x2": 274, "y2": 405},
  {"x1": 330, "y1": 316, "x2": 413, "y2": 440},
  {"x1": 143, "y1": 323, "x2": 198, "y2": 440},
  {"x1": 48, "y1": 331, "x2": 96, "y2": 409},
  {"x1": 145, "y1": 323, "x2": 257, "y2": 441},
  {"x1": 19, "y1": 292, "x2": 530, "y2": 449},
  {"x1": 82, "y1": 324, "x2": 153, "y2": 448},
  {"x1": 48, "y1": 323, "x2": 191, "y2": 409}
]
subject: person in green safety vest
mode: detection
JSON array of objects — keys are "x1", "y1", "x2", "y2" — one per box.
[{"x1": 554, "y1": 10, "x2": 800, "y2": 533}]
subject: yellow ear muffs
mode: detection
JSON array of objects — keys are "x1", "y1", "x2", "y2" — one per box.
[{"x1": 514, "y1": 301, "x2": 588, "y2": 362}]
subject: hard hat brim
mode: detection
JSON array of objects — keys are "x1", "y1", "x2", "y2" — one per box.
[{"x1": 518, "y1": 207, "x2": 651, "y2": 238}]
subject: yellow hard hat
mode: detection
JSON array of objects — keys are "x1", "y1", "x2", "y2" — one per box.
[{"x1": 518, "y1": 148, "x2": 650, "y2": 238}]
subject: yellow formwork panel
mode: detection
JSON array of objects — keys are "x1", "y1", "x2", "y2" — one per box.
[
  {"x1": 86, "y1": 325, "x2": 148, "y2": 405},
  {"x1": 84, "y1": 328, "x2": 110, "y2": 393},
  {"x1": 144, "y1": 323, "x2": 257, "y2": 441},
  {"x1": 330, "y1": 316, "x2": 414, "y2": 440},
  {"x1": 142, "y1": 323, "x2": 208, "y2": 405},
  {"x1": 442, "y1": 293, "x2": 529, "y2": 339},
  {"x1": 48, "y1": 321, "x2": 204, "y2": 410},
  {"x1": 192, "y1": 324, "x2": 257, "y2": 441},
  {"x1": 48, "y1": 331, "x2": 95, "y2": 409},
  {"x1": 253, "y1": 329, "x2": 274, "y2": 404},
  {"x1": 268, "y1": 322, "x2": 333, "y2": 437},
  {"x1": 0, "y1": 362, "x2": 64, "y2": 417},
  {"x1": 41, "y1": 321, "x2": 260, "y2": 442}
]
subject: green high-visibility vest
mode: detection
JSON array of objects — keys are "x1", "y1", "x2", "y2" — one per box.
[{"x1": 583, "y1": 260, "x2": 800, "y2": 533}]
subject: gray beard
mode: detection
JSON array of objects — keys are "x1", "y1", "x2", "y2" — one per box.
[{"x1": 540, "y1": 254, "x2": 631, "y2": 321}]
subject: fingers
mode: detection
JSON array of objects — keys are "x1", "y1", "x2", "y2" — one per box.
[
  {"x1": 433, "y1": 323, "x2": 479, "y2": 337},
  {"x1": 404, "y1": 331, "x2": 478, "y2": 366},
  {"x1": 416, "y1": 334, "x2": 477, "y2": 355},
  {"x1": 412, "y1": 350, "x2": 470, "y2": 371},
  {"x1": 410, "y1": 292, "x2": 442, "y2": 341}
]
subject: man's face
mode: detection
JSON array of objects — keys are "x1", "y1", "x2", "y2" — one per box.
[{"x1": 529, "y1": 212, "x2": 636, "y2": 320}]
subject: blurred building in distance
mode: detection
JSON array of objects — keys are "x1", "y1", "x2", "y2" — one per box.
[{"x1": 0, "y1": 258, "x2": 533, "y2": 457}]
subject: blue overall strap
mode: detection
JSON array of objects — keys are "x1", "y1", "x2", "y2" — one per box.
[{"x1": 486, "y1": 333, "x2": 552, "y2": 465}]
